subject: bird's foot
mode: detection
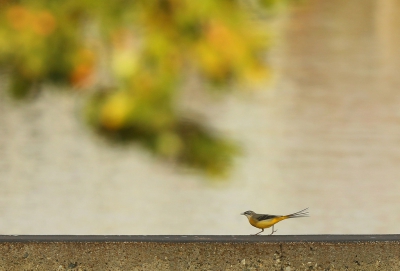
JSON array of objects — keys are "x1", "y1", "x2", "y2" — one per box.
[{"x1": 269, "y1": 229, "x2": 278, "y2": 235}]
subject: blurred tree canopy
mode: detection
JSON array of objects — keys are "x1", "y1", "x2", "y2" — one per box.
[{"x1": 0, "y1": 0, "x2": 284, "y2": 177}]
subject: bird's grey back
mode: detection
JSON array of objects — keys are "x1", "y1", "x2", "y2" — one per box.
[{"x1": 254, "y1": 213, "x2": 279, "y2": 221}]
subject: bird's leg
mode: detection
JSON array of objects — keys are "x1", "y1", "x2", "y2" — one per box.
[
  {"x1": 269, "y1": 225, "x2": 278, "y2": 235},
  {"x1": 253, "y1": 229, "x2": 264, "y2": 235}
]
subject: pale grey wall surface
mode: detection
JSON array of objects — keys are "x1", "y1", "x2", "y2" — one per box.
[{"x1": 1, "y1": 0, "x2": 400, "y2": 236}]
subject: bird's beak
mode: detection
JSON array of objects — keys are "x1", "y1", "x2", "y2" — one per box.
[{"x1": 240, "y1": 212, "x2": 245, "y2": 215}]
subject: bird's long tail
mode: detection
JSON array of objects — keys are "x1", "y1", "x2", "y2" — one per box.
[{"x1": 286, "y1": 207, "x2": 309, "y2": 219}]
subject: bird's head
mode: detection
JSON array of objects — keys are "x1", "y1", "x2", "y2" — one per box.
[{"x1": 241, "y1": 210, "x2": 255, "y2": 217}]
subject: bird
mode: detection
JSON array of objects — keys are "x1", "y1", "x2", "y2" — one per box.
[{"x1": 241, "y1": 207, "x2": 309, "y2": 235}]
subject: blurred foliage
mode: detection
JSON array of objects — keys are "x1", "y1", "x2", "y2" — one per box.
[{"x1": 0, "y1": 0, "x2": 285, "y2": 177}]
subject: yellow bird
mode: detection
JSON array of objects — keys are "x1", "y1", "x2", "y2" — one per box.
[{"x1": 241, "y1": 208, "x2": 309, "y2": 235}]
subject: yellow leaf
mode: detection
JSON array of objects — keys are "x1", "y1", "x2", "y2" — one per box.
[{"x1": 100, "y1": 92, "x2": 134, "y2": 130}]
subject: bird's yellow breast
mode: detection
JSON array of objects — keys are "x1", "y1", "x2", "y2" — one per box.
[{"x1": 248, "y1": 216, "x2": 286, "y2": 229}]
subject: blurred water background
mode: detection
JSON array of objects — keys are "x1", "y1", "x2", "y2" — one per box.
[{"x1": 1, "y1": 0, "x2": 400, "y2": 235}]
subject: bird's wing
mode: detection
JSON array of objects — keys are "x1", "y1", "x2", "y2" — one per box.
[{"x1": 255, "y1": 214, "x2": 279, "y2": 221}]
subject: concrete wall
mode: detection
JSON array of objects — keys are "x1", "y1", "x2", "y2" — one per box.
[{"x1": 0, "y1": 235, "x2": 399, "y2": 270}]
